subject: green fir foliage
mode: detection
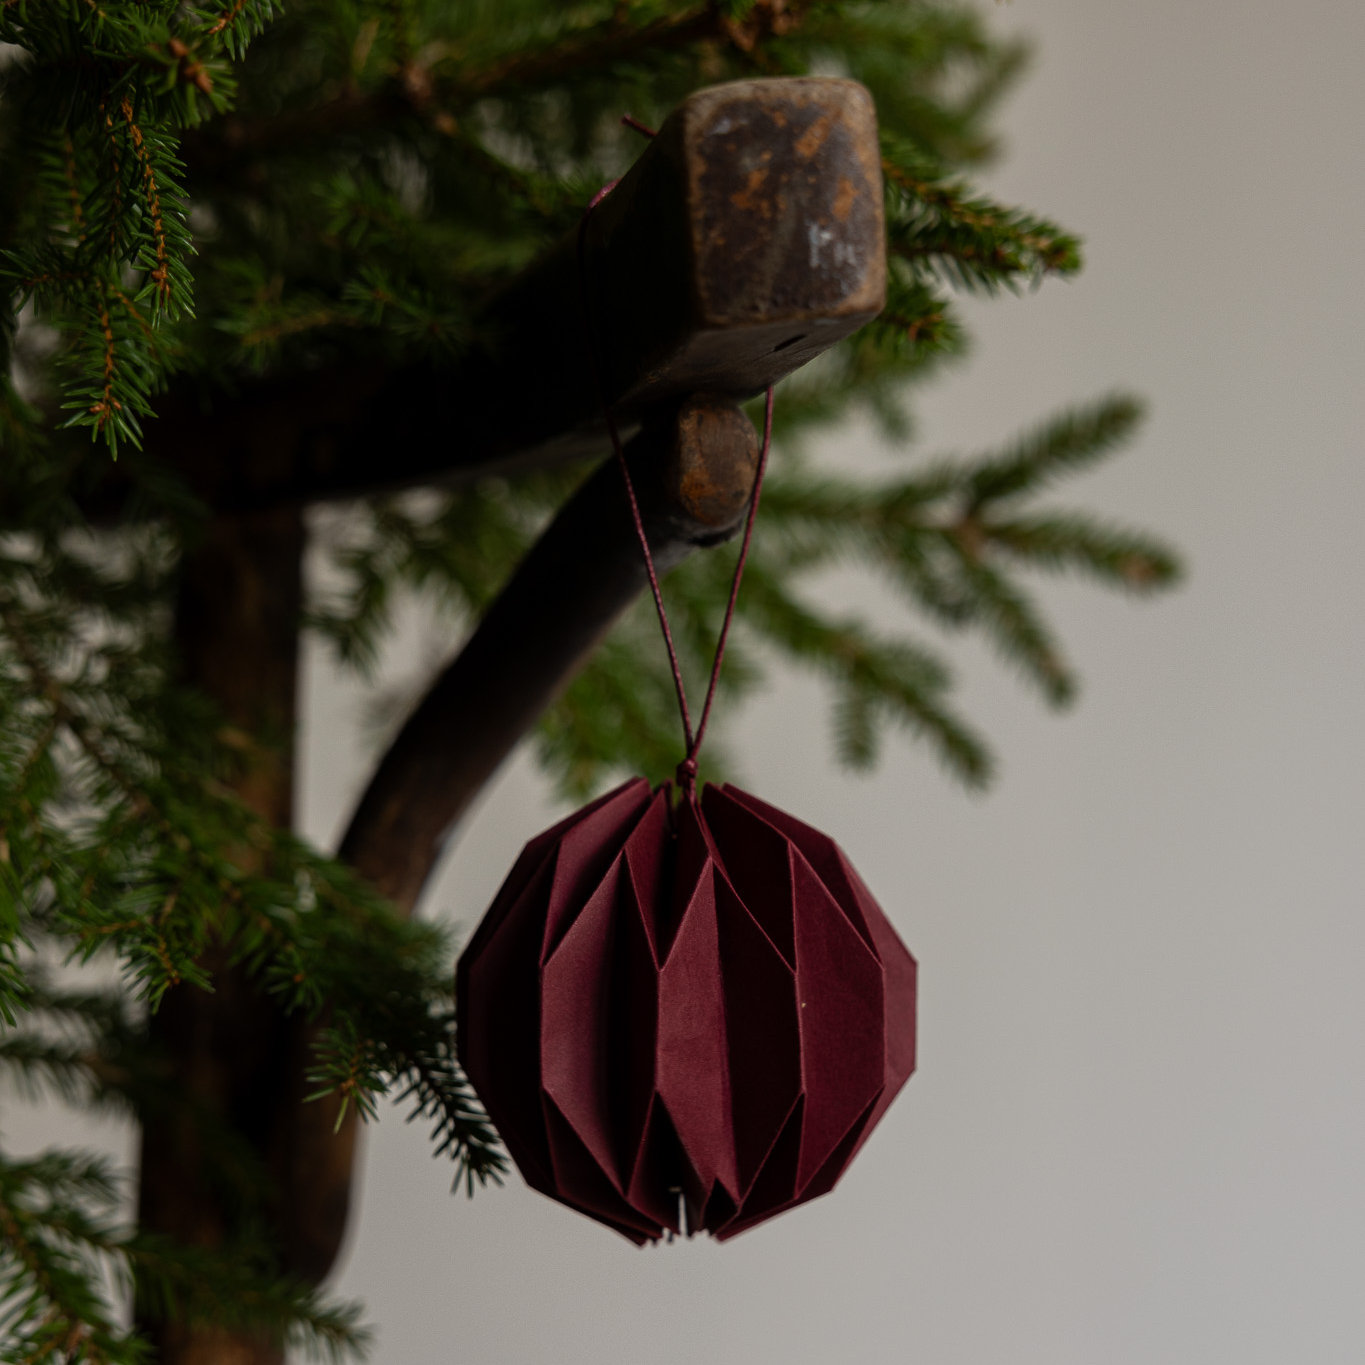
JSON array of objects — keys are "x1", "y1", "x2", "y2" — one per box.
[
  {"x1": 0, "y1": 0, "x2": 1182, "y2": 1355},
  {"x1": 0, "y1": 1149, "x2": 368, "y2": 1364}
]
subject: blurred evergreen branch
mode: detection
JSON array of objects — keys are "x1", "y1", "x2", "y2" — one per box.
[
  {"x1": 0, "y1": 528, "x2": 504, "y2": 1187},
  {"x1": 0, "y1": 1149, "x2": 369, "y2": 1364}
]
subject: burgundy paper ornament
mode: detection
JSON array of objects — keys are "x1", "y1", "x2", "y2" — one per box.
[
  {"x1": 455, "y1": 776, "x2": 916, "y2": 1243},
  {"x1": 457, "y1": 161, "x2": 916, "y2": 1243}
]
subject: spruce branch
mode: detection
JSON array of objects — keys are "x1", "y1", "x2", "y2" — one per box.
[
  {"x1": 0, "y1": 1151, "x2": 143, "y2": 1365},
  {"x1": 0, "y1": 975, "x2": 138, "y2": 1110},
  {"x1": 965, "y1": 395, "x2": 1145, "y2": 507},
  {"x1": 0, "y1": 1150, "x2": 370, "y2": 1364},
  {"x1": 177, "y1": 2, "x2": 728, "y2": 171},
  {"x1": 882, "y1": 132, "x2": 1081, "y2": 291},
  {"x1": 738, "y1": 559, "x2": 993, "y2": 783},
  {"x1": 127, "y1": 1234, "x2": 369, "y2": 1363},
  {"x1": 0, "y1": 580, "x2": 507, "y2": 1183}
]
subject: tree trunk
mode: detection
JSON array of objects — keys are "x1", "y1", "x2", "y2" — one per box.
[{"x1": 137, "y1": 506, "x2": 355, "y2": 1365}]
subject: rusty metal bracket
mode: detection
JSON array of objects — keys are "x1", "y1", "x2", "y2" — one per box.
[{"x1": 137, "y1": 77, "x2": 884, "y2": 514}]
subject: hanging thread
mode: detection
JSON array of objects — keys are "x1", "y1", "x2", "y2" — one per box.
[{"x1": 576, "y1": 119, "x2": 775, "y2": 801}]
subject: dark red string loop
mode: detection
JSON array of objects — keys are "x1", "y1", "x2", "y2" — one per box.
[
  {"x1": 689, "y1": 386, "x2": 772, "y2": 767},
  {"x1": 576, "y1": 183, "x2": 694, "y2": 753},
  {"x1": 577, "y1": 137, "x2": 773, "y2": 788}
]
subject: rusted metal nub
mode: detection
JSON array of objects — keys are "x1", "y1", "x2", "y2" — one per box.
[{"x1": 664, "y1": 394, "x2": 761, "y2": 530}]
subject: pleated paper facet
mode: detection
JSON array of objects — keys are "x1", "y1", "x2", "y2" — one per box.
[{"x1": 456, "y1": 776, "x2": 917, "y2": 1243}]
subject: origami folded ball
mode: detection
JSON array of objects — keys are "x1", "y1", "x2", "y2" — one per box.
[{"x1": 456, "y1": 778, "x2": 917, "y2": 1243}]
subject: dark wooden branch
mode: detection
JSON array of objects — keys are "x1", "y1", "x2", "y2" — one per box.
[
  {"x1": 338, "y1": 393, "x2": 758, "y2": 912},
  {"x1": 181, "y1": 6, "x2": 725, "y2": 176},
  {"x1": 140, "y1": 507, "x2": 355, "y2": 1365},
  {"x1": 138, "y1": 77, "x2": 883, "y2": 516}
]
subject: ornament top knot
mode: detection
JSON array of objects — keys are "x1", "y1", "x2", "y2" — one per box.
[{"x1": 456, "y1": 777, "x2": 916, "y2": 1243}]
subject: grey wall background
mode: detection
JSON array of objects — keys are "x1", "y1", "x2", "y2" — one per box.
[{"x1": 10, "y1": 0, "x2": 1365, "y2": 1361}]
